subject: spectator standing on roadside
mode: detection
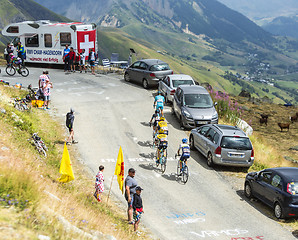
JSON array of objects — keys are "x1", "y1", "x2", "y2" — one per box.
[
  {"x1": 37, "y1": 71, "x2": 48, "y2": 101},
  {"x1": 88, "y1": 49, "x2": 97, "y2": 75},
  {"x1": 43, "y1": 78, "x2": 53, "y2": 110},
  {"x1": 132, "y1": 186, "x2": 144, "y2": 232},
  {"x1": 125, "y1": 168, "x2": 138, "y2": 224},
  {"x1": 17, "y1": 42, "x2": 26, "y2": 64},
  {"x1": 66, "y1": 108, "x2": 78, "y2": 145},
  {"x1": 68, "y1": 47, "x2": 76, "y2": 72},
  {"x1": 63, "y1": 45, "x2": 70, "y2": 72},
  {"x1": 4, "y1": 43, "x2": 11, "y2": 64},
  {"x1": 94, "y1": 165, "x2": 104, "y2": 202},
  {"x1": 79, "y1": 49, "x2": 87, "y2": 73}
]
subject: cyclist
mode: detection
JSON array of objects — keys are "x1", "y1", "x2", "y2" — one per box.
[
  {"x1": 176, "y1": 138, "x2": 190, "y2": 175},
  {"x1": 157, "y1": 116, "x2": 168, "y2": 135},
  {"x1": 153, "y1": 91, "x2": 165, "y2": 115},
  {"x1": 9, "y1": 53, "x2": 23, "y2": 72},
  {"x1": 156, "y1": 131, "x2": 168, "y2": 163}
]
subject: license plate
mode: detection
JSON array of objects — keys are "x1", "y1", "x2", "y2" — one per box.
[
  {"x1": 197, "y1": 121, "x2": 208, "y2": 125},
  {"x1": 228, "y1": 153, "x2": 244, "y2": 157}
]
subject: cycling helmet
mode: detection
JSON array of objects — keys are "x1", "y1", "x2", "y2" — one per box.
[
  {"x1": 70, "y1": 108, "x2": 75, "y2": 113},
  {"x1": 182, "y1": 138, "x2": 187, "y2": 143},
  {"x1": 160, "y1": 116, "x2": 165, "y2": 121}
]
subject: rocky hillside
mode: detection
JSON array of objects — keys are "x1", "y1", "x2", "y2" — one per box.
[{"x1": 263, "y1": 16, "x2": 298, "y2": 39}]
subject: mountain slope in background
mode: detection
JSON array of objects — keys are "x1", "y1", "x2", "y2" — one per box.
[
  {"x1": 263, "y1": 16, "x2": 298, "y2": 39},
  {"x1": 0, "y1": 0, "x2": 68, "y2": 46}
]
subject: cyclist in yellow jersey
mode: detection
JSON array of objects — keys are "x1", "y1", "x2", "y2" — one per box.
[
  {"x1": 156, "y1": 132, "x2": 168, "y2": 161},
  {"x1": 157, "y1": 116, "x2": 168, "y2": 135}
]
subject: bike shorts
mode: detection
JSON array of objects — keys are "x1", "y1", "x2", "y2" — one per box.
[
  {"x1": 156, "y1": 105, "x2": 163, "y2": 110},
  {"x1": 158, "y1": 141, "x2": 168, "y2": 150},
  {"x1": 180, "y1": 155, "x2": 190, "y2": 161}
]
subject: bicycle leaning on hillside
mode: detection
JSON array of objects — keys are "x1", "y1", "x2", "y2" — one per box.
[
  {"x1": 12, "y1": 97, "x2": 31, "y2": 111},
  {"x1": 175, "y1": 154, "x2": 189, "y2": 184},
  {"x1": 29, "y1": 133, "x2": 48, "y2": 157}
]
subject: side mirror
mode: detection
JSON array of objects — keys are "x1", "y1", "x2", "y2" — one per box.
[{"x1": 214, "y1": 102, "x2": 218, "y2": 106}]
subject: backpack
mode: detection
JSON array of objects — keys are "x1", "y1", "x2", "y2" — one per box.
[{"x1": 66, "y1": 112, "x2": 72, "y2": 127}]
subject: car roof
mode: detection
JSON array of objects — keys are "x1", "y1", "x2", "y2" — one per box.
[
  {"x1": 179, "y1": 85, "x2": 209, "y2": 94},
  {"x1": 139, "y1": 59, "x2": 167, "y2": 65},
  {"x1": 168, "y1": 74, "x2": 194, "y2": 80},
  {"x1": 267, "y1": 167, "x2": 298, "y2": 181},
  {"x1": 215, "y1": 124, "x2": 247, "y2": 137}
]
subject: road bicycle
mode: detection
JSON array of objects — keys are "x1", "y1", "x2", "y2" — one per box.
[
  {"x1": 5, "y1": 62, "x2": 29, "y2": 77},
  {"x1": 155, "y1": 145, "x2": 167, "y2": 173},
  {"x1": 176, "y1": 154, "x2": 189, "y2": 184},
  {"x1": 12, "y1": 97, "x2": 30, "y2": 111},
  {"x1": 29, "y1": 133, "x2": 48, "y2": 157}
]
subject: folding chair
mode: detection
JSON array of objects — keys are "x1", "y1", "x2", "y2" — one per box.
[{"x1": 102, "y1": 58, "x2": 111, "y2": 74}]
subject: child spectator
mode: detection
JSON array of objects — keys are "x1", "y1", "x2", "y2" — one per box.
[
  {"x1": 68, "y1": 47, "x2": 76, "y2": 72},
  {"x1": 43, "y1": 78, "x2": 53, "y2": 109},
  {"x1": 94, "y1": 165, "x2": 104, "y2": 202},
  {"x1": 132, "y1": 186, "x2": 144, "y2": 232}
]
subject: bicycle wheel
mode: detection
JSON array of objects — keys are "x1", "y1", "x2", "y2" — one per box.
[
  {"x1": 20, "y1": 66, "x2": 29, "y2": 77},
  {"x1": 155, "y1": 149, "x2": 159, "y2": 167},
  {"x1": 6, "y1": 65, "x2": 16, "y2": 76},
  {"x1": 161, "y1": 149, "x2": 167, "y2": 173},
  {"x1": 14, "y1": 102, "x2": 21, "y2": 111},
  {"x1": 177, "y1": 160, "x2": 181, "y2": 176},
  {"x1": 182, "y1": 165, "x2": 189, "y2": 184}
]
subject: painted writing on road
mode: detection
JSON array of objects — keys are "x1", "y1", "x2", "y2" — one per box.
[
  {"x1": 101, "y1": 157, "x2": 177, "y2": 163},
  {"x1": 174, "y1": 218, "x2": 205, "y2": 224},
  {"x1": 166, "y1": 211, "x2": 206, "y2": 219},
  {"x1": 231, "y1": 237, "x2": 264, "y2": 240},
  {"x1": 190, "y1": 229, "x2": 248, "y2": 238}
]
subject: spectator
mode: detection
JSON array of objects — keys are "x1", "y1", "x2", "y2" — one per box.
[
  {"x1": 43, "y1": 77, "x2": 53, "y2": 110},
  {"x1": 66, "y1": 108, "x2": 78, "y2": 145},
  {"x1": 4, "y1": 43, "x2": 11, "y2": 64},
  {"x1": 17, "y1": 42, "x2": 26, "y2": 64},
  {"x1": 132, "y1": 186, "x2": 144, "y2": 232},
  {"x1": 79, "y1": 49, "x2": 87, "y2": 73},
  {"x1": 88, "y1": 48, "x2": 97, "y2": 75},
  {"x1": 125, "y1": 168, "x2": 138, "y2": 224},
  {"x1": 63, "y1": 45, "x2": 70, "y2": 72},
  {"x1": 94, "y1": 165, "x2": 105, "y2": 202},
  {"x1": 37, "y1": 71, "x2": 48, "y2": 101},
  {"x1": 68, "y1": 47, "x2": 76, "y2": 72}
]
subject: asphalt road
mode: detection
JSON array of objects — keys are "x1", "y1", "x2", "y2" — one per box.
[{"x1": 2, "y1": 68, "x2": 296, "y2": 240}]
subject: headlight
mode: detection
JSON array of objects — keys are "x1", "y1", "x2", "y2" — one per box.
[
  {"x1": 182, "y1": 109, "x2": 192, "y2": 119},
  {"x1": 212, "y1": 112, "x2": 218, "y2": 119}
]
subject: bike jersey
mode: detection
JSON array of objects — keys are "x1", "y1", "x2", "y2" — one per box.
[
  {"x1": 155, "y1": 95, "x2": 164, "y2": 107},
  {"x1": 157, "y1": 134, "x2": 168, "y2": 142},
  {"x1": 180, "y1": 143, "x2": 190, "y2": 157},
  {"x1": 157, "y1": 120, "x2": 168, "y2": 134}
]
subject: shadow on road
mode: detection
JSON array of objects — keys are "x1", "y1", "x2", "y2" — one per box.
[
  {"x1": 54, "y1": 140, "x2": 66, "y2": 145},
  {"x1": 137, "y1": 140, "x2": 153, "y2": 148},
  {"x1": 139, "y1": 152, "x2": 155, "y2": 159},
  {"x1": 161, "y1": 173, "x2": 178, "y2": 182},
  {"x1": 140, "y1": 121, "x2": 150, "y2": 127},
  {"x1": 139, "y1": 163, "x2": 155, "y2": 171}
]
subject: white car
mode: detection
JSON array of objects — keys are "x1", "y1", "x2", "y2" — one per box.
[{"x1": 158, "y1": 74, "x2": 195, "y2": 103}]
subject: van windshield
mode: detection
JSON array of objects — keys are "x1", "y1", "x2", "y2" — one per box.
[
  {"x1": 184, "y1": 94, "x2": 213, "y2": 108},
  {"x1": 221, "y1": 136, "x2": 252, "y2": 150}
]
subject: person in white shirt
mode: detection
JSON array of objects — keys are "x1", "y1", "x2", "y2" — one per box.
[{"x1": 79, "y1": 49, "x2": 87, "y2": 73}]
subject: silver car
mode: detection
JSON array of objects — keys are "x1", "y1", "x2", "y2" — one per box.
[
  {"x1": 124, "y1": 59, "x2": 173, "y2": 89},
  {"x1": 189, "y1": 124, "x2": 254, "y2": 168},
  {"x1": 158, "y1": 74, "x2": 195, "y2": 103},
  {"x1": 172, "y1": 85, "x2": 218, "y2": 128}
]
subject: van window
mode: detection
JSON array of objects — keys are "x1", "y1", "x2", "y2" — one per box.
[
  {"x1": 44, "y1": 34, "x2": 52, "y2": 48},
  {"x1": 60, "y1": 32, "x2": 71, "y2": 46},
  {"x1": 7, "y1": 26, "x2": 19, "y2": 33},
  {"x1": 25, "y1": 34, "x2": 39, "y2": 47}
]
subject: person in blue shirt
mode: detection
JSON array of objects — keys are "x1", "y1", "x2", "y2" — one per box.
[
  {"x1": 63, "y1": 45, "x2": 71, "y2": 72},
  {"x1": 153, "y1": 91, "x2": 165, "y2": 115},
  {"x1": 17, "y1": 42, "x2": 26, "y2": 64}
]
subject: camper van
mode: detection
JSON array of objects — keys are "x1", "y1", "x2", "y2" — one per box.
[{"x1": 2, "y1": 20, "x2": 97, "y2": 64}]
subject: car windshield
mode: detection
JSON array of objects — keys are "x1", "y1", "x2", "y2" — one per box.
[
  {"x1": 184, "y1": 94, "x2": 213, "y2": 108},
  {"x1": 172, "y1": 80, "x2": 194, "y2": 88},
  {"x1": 149, "y1": 64, "x2": 170, "y2": 71},
  {"x1": 221, "y1": 136, "x2": 252, "y2": 150}
]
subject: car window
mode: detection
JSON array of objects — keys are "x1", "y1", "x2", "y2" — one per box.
[
  {"x1": 220, "y1": 136, "x2": 252, "y2": 150},
  {"x1": 198, "y1": 126, "x2": 210, "y2": 136},
  {"x1": 131, "y1": 62, "x2": 140, "y2": 68},
  {"x1": 213, "y1": 133, "x2": 220, "y2": 144},
  {"x1": 139, "y1": 62, "x2": 147, "y2": 70},
  {"x1": 184, "y1": 94, "x2": 213, "y2": 108},
  {"x1": 271, "y1": 174, "x2": 283, "y2": 190},
  {"x1": 205, "y1": 128, "x2": 216, "y2": 142},
  {"x1": 259, "y1": 171, "x2": 272, "y2": 184},
  {"x1": 172, "y1": 80, "x2": 194, "y2": 88},
  {"x1": 149, "y1": 63, "x2": 170, "y2": 71}
]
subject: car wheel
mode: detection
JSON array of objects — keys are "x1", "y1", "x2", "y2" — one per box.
[
  {"x1": 142, "y1": 79, "x2": 149, "y2": 89},
  {"x1": 124, "y1": 72, "x2": 130, "y2": 82},
  {"x1": 189, "y1": 135, "x2": 195, "y2": 150},
  {"x1": 274, "y1": 202, "x2": 284, "y2": 219},
  {"x1": 171, "y1": 106, "x2": 175, "y2": 115},
  {"x1": 244, "y1": 182, "x2": 253, "y2": 199},
  {"x1": 179, "y1": 116, "x2": 184, "y2": 128},
  {"x1": 207, "y1": 152, "x2": 214, "y2": 167}
]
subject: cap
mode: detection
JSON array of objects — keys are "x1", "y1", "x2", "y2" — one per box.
[
  {"x1": 128, "y1": 168, "x2": 135, "y2": 173},
  {"x1": 136, "y1": 186, "x2": 143, "y2": 191}
]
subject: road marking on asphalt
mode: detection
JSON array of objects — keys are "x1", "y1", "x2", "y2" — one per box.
[
  {"x1": 122, "y1": 117, "x2": 127, "y2": 120},
  {"x1": 190, "y1": 229, "x2": 249, "y2": 238},
  {"x1": 100, "y1": 157, "x2": 177, "y2": 163},
  {"x1": 105, "y1": 97, "x2": 110, "y2": 100}
]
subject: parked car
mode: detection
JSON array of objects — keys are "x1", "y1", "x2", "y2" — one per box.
[
  {"x1": 189, "y1": 124, "x2": 254, "y2": 168},
  {"x1": 172, "y1": 85, "x2": 218, "y2": 128},
  {"x1": 158, "y1": 74, "x2": 195, "y2": 103},
  {"x1": 244, "y1": 167, "x2": 298, "y2": 219},
  {"x1": 124, "y1": 59, "x2": 173, "y2": 89}
]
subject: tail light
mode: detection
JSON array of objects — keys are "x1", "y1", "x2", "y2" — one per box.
[
  {"x1": 215, "y1": 146, "x2": 221, "y2": 155},
  {"x1": 150, "y1": 73, "x2": 156, "y2": 77},
  {"x1": 251, "y1": 149, "x2": 254, "y2": 158},
  {"x1": 287, "y1": 182, "x2": 296, "y2": 195},
  {"x1": 171, "y1": 71, "x2": 173, "y2": 74},
  {"x1": 170, "y1": 89, "x2": 175, "y2": 95}
]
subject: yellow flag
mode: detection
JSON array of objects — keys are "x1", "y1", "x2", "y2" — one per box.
[
  {"x1": 114, "y1": 146, "x2": 124, "y2": 194},
  {"x1": 58, "y1": 143, "x2": 75, "y2": 183}
]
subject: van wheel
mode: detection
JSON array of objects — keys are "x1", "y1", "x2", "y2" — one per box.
[
  {"x1": 142, "y1": 79, "x2": 149, "y2": 89},
  {"x1": 274, "y1": 202, "x2": 284, "y2": 219},
  {"x1": 189, "y1": 135, "x2": 195, "y2": 150},
  {"x1": 207, "y1": 152, "x2": 214, "y2": 167}
]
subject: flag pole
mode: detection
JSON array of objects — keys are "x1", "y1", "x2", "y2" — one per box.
[{"x1": 106, "y1": 175, "x2": 114, "y2": 204}]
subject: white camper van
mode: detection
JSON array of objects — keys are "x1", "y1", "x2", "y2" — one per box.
[{"x1": 2, "y1": 20, "x2": 97, "y2": 64}]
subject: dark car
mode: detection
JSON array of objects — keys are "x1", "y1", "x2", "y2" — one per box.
[
  {"x1": 244, "y1": 167, "x2": 298, "y2": 219},
  {"x1": 124, "y1": 59, "x2": 173, "y2": 89}
]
